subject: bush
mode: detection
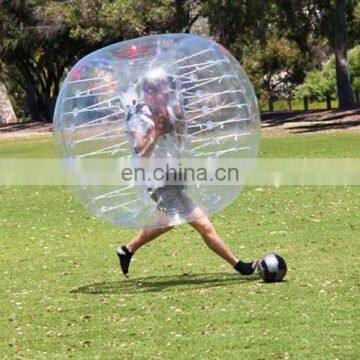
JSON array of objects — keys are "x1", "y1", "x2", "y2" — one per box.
[{"x1": 296, "y1": 45, "x2": 360, "y2": 101}]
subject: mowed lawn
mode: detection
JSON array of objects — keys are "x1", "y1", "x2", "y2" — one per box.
[{"x1": 0, "y1": 133, "x2": 359, "y2": 359}]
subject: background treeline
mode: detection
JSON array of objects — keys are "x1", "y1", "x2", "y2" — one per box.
[{"x1": 0, "y1": 0, "x2": 359, "y2": 123}]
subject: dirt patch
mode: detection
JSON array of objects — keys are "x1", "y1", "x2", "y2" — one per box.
[
  {"x1": 1, "y1": 108, "x2": 359, "y2": 140},
  {"x1": 0, "y1": 122, "x2": 52, "y2": 140},
  {"x1": 261, "y1": 107, "x2": 360, "y2": 138}
]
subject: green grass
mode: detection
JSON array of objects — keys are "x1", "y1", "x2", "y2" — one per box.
[
  {"x1": 260, "y1": 133, "x2": 360, "y2": 158},
  {"x1": 0, "y1": 133, "x2": 359, "y2": 359},
  {"x1": 1, "y1": 132, "x2": 359, "y2": 158},
  {"x1": 0, "y1": 137, "x2": 54, "y2": 158}
]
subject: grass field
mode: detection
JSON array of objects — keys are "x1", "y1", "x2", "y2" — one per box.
[{"x1": 0, "y1": 133, "x2": 359, "y2": 359}]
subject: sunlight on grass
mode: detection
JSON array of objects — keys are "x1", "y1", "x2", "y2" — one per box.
[{"x1": 0, "y1": 133, "x2": 359, "y2": 358}]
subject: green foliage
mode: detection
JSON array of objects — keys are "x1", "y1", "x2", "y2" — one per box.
[
  {"x1": 296, "y1": 45, "x2": 360, "y2": 100},
  {"x1": 0, "y1": 0, "x2": 203, "y2": 122},
  {"x1": 201, "y1": 1, "x2": 309, "y2": 102},
  {"x1": 295, "y1": 66, "x2": 336, "y2": 101},
  {"x1": 65, "y1": 0, "x2": 143, "y2": 44},
  {"x1": 0, "y1": 1, "x2": 92, "y2": 122},
  {"x1": 348, "y1": 0, "x2": 360, "y2": 48},
  {"x1": 1, "y1": 0, "x2": 359, "y2": 121},
  {"x1": 243, "y1": 34, "x2": 303, "y2": 101},
  {"x1": 348, "y1": 45, "x2": 360, "y2": 94}
]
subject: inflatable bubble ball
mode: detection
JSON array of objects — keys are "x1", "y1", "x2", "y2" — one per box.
[{"x1": 53, "y1": 33, "x2": 260, "y2": 228}]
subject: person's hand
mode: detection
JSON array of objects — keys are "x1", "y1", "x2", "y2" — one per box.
[
  {"x1": 162, "y1": 118, "x2": 174, "y2": 134},
  {"x1": 155, "y1": 115, "x2": 174, "y2": 135},
  {"x1": 154, "y1": 118, "x2": 165, "y2": 136}
]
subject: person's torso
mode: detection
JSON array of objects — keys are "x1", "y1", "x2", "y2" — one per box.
[{"x1": 127, "y1": 102, "x2": 181, "y2": 159}]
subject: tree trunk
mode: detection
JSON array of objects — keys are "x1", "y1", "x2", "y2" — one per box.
[
  {"x1": 303, "y1": 96, "x2": 309, "y2": 111},
  {"x1": 0, "y1": 75, "x2": 17, "y2": 124},
  {"x1": 287, "y1": 98, "x2": 292, "y2": 111},
  {"x1": 326, "y1": 96, "x2": 332, "y2": 110},
  {"x1": 268, "y1": 97, "x2": 274, "y2": 112},
  {"x1": 334, "y1": 0, "x2": 355, "y2": 109},
  {"x1": 171, "y1": 0, "x2": 187, "y2": 32},
  {"x1": 24, "y1": 82, "x2": 48, "y2": 122}
]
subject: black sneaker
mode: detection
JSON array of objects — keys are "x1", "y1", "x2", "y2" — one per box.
[
  {"x1": 116, "y1": 246, "x2": 133, "y2": 277},
  {"x1": 234, "y1": 260, "x2": 259, "y2": 275}
]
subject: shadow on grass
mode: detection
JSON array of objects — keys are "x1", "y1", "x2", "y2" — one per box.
[
  {"x1": 71, "y1": 272, "x2": 259, "y2": 295},
  {"x1": 291, "y1": 119, "x2": 360, "y2": 133},
  {"x1": 261, "y1": 108, "x2": 360, "y2": 131}
]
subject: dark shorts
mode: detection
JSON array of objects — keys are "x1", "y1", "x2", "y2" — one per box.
[{"x1": 147, "y1": 184, "x2": 197, "y2": 219}]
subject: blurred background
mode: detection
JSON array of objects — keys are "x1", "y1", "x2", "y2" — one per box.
[{"x1": 0, "y1": 0, "x2": 359, "y2": 124}]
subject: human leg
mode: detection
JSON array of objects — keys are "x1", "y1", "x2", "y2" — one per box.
[
  {"x1": 126, "y1": 226, "x2": 173, "y2": 253},
  {"x1": 117, "y1": 221, "x2": 173, "y2": 276},
  {"x1": 188, "y1": 207, "x2": 257, "y2": 275},
  {"x1": 189, "y1": 211, "x2": 239, "y2": 266}
]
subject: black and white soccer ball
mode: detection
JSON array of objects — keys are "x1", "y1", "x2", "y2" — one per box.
[{"x1": 258, "y1": 253, "x2": 287, "y2": 282}]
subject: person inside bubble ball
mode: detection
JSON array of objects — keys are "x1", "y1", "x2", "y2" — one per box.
[{"x1": 117, "y1": 68, "x2": 258, "y2": 277}]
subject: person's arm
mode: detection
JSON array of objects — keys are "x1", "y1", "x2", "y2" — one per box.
[
  {"x1": 130, "y1": 123, "x2": 163, "y2": 157},
  {"x1": 171, "y1": 103, "x2": 185, "y2": 145},
  {"x1": 173, "y1": 103, "x2": 183, "y2": 119},
  {"x1": 127, "y1": 103, "x2": 165, "y2": 157},
  {"x1": 152, "y1": 107, "x2": 175, "y2": 135}
]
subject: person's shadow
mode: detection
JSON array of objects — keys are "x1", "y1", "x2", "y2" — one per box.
[{"x1": 71, "y1": 272, "x2": 260, "y2": 295}]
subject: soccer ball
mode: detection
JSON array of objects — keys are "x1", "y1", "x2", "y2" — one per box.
[{"x1": 258, "y1": 253, "x2": 287, "y2": 282}]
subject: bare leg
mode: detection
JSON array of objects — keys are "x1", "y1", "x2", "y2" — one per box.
[
  {"x1": 127, "y1": 225, "x2": 173, "y2": 253},
  {"x1": 117, "y1": 213, "x2": 173, "y2": 276},
  {"x1": 189, "y1": 208, "x2": 239, "y2": 266}
]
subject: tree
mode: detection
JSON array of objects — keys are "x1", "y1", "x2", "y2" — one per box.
[
  {"x1": 1, "y1": 0, "x2": 358, "y2": 122},
  {"x1": 201, "y1": 0, "x2": 277, "y2": 53},
  {"x1": 0, "y1": 73, "x2": 17, "y2": 123},
  {"x1": 296, "y1": 45, "x2": 360, "y2": 106},
  {"x1": 345, "y1": 45, "x2": 360, "y2": 102},
  {"x1": 243, "y1": 35, "x2": 303, "y2": 104},
  {"x1": 275, "y1": 0, "x2": 358, "y2": 109},
  {"x1": 0, "y1": 0, "x2": 204, "y2": 122},
  {"x1": 0, "y1": 1, "x2": 92, "y2": 122},
  {"x1": 334, "y1": 0, "x2": 355, "y2": 108},
  {"x1": 201, "y1": 1, "x2": 327, "y2": 104}
]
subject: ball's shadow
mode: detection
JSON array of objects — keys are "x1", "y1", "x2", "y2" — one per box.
[{"x1": 71, "y1": 272, "x2": 260, "y2": 295}]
